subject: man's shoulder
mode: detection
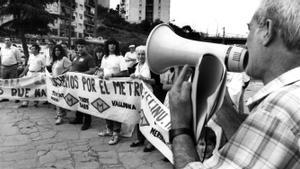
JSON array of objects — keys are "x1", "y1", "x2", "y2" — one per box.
[{"x1": 260, "y1": 83, "x2": 300, "y2": 130}]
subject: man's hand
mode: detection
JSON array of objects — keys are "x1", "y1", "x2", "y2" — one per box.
[
  {"x1": 130, "y1": 74, "x2": 136, "y2": 79},
  {"x1": 104, "y1": 74, "x2": 111, "y2": 80},
  {"x1": 169, "y1": 65, "x2": 193, "y2": 129}
]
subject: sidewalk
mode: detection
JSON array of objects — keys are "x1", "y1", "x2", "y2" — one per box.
[
  {"x1": 0, "y1": 102, "x2": 172, "y2": 169},
  {"x1": 0, "y1": 81, "x2": 263, "y2": 169}
]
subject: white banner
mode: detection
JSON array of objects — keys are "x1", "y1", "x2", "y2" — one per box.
[
  {"x1": 46, "y1": 72, "x2": 142, "y2": 126},
  {"x1": 139, "y1": 83, "x2": 173, "y2": 163},
  {"x1": 0, "y1": 73, "x2": 47, "y2": 101}
]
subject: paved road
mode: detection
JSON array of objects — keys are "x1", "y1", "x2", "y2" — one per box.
[{"x1": 0, "y1": 81, "x2": 263, "y2": 169}]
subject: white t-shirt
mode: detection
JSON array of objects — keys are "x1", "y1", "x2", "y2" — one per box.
[
  {"x1": 28, "y1": 53, "x2": 46, "y2": 72},
  {"x1": 134, "y1": 62, "x2": 152, "y2": 90},
  {"x1": 0, "y1": 46, "x2": 21, "y2": 66},
  {"x1": 100, "y1": 54, "x2": 127, "y2": 76},
  {"x1": 52, "y1": 57, "x2": 72, "y2": 76},
  {"x1": 124, "y1": 51, "x2": 137, "y2": 68},
  {"x1": 41, "y1": 48, "x2": 52, "y2": 66}
]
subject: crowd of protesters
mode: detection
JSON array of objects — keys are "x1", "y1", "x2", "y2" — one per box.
[
  {"x1": 0, "y1": 36, "x2": 179, "y2": 158},
  {"x1": 0, "y1": 34, "x2": 254, "y2": 166}
]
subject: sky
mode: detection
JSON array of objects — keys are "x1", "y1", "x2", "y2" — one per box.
[{"x1": 110, "y1": 0, "x2": 261, "y2": 37}]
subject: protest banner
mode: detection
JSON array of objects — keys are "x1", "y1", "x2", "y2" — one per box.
[
  {"x1": 139, "y1": 83, "x2": 173, "y2": 163},
  {"x1": 0, "y1": 73, "x2": 47, "y2": 101},
  {"x1": 46, "y1": 72, "x2": 142, "y2": 127}
]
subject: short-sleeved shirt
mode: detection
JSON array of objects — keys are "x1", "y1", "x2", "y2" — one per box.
[
  {"x1": 70, "y1": 53, "x2": 95, "y2": 73},
  {"x1": 134, "y1": 63, "x2": 152, "y2": 90},
  {"x1": 100, "y1": 54, "x2": 127, "y2": 76},
  {"x1": 28, "y1": 53, "x2": 46, "y2": 72},
  {"x1": 124, "y1": 51, "x2": 137, "y2": 68},
  {"x1": 52, "y1": 57, "x2": 72, "y2": 76},
  {"x1": 0, "y1": 46, "x2": 21, "y2": 66},
  {"x1": 184, "y1": 67, "x2": 300, "y2": 169}
]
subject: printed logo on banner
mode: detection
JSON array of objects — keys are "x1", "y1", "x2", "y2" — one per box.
[
  {"x1": 64, "y1": 93, "x2": 79, "y2": 106},
  {"x1": 140, "y1": 110, "x2": 150, "y2": 127},
  {"x1": 91, "y1": 97, "x2": 110, "y2": 113}
]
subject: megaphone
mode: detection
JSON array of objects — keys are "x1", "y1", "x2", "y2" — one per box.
[{"x1": 146, "y1": 23, "x2": 248, "y2": 74}]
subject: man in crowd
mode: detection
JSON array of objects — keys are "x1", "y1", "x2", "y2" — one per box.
[
  {"x1": 69, "y1": 39, "x2": 96, "y2": 130},
  {"x1": 0, "y1": 37, "x2": 22, "y2": 102},
  {"x1": 169, "y1": 0, "x2": 300, "y2": 168},
  {"x1": 61, "y1": 42, "x2": 76, "y2": 61},
  {"x1": 124, "y1": 44, "x2": 137, "y2": 74},
  {"x1": 19, "y1": 44, "x2": 46, "y2": 107}
]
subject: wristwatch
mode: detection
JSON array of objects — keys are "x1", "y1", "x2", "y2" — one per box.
[{"x1": 169, "y1": 128, "x2": 194, "y2": 143}]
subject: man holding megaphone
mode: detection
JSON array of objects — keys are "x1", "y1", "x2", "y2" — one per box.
[{"x1": 160, "y1": 0, "x2": 300, "y2": 168}]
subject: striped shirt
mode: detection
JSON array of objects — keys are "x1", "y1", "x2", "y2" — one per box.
[{"x1": 184, "y1": 67, "x2": 300, "y2": 169}]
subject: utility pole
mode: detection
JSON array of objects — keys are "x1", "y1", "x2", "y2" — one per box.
[
  {"x1": 68, "y1": 0, "x2": 73, "y2": 48},
  {"x1": 222, "y1": 27, "x2": 225, "y2": 44},
  {"x1": 94, "y1": 0, "x2": 97, "y2": 36}
]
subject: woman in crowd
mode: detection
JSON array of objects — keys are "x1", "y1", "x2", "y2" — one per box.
[
  {"x1": 97, "y1": 38, "x2": 129, "y2": 145},
  {"x1": 51, "y1": 44, "x2": 72, "y2": 125},
  {"x1": 94, "y1": 46, "x2": 104, "y2": 66},
  {"x1": 129, "y1": 45, "x2": 156, "y2": 152}
]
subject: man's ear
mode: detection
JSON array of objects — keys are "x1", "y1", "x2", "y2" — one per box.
[{"x1": 262, "y1": 19, "x2": 276, "y2": 46}]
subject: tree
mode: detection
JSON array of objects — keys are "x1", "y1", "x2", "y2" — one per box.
[{"x1": 0, "y1": 0, "x2": 59, "y2": 64}]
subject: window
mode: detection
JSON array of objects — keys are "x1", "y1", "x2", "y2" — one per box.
[
  {"x1": 139, "y1": 10, "x2": 142, "y2": 14},
  {"x1": 139, "y1": 16, "x2": 142, "y2": 20},
  {"x1": 80, "y1": 4, "x2": 83, "y2": 10},
  {"x1": 79, "y1": 14, "x2": 83, "y2": 19}
]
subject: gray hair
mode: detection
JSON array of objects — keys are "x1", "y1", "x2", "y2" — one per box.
[
  {"x1": 253, "y1": 0, "x2": 300, "y2": 52},
  {"x1": 135, "y1": 45, "x2": 146, "y2": 53}
]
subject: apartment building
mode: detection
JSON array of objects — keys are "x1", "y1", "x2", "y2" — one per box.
[
  {"x1": 119, "y1": 0, "x2": 170, "y2": 23},
  {"x1": 47, "y1": 0, "x2": 109, "y2": 38},
  {"x1": 98, "y1": 0, "x2": 110, "y2": 8}
]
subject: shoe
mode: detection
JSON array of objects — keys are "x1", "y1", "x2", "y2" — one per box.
[
  {"x1": 55, "y1": 117, "x2": 63, "y2": 125},
  {"x1": 33, "y1": 102, "x2": 39, "y2": 107},
  {"x1": 0, "y1": 99, "x2": 9, "y2": 102},
  {"x1": 81, "y1": 124, "x2": 90, "y2": 130},
  {"x1": 130, "y1": 140, "x2": 144, "y2": 147},
  {"x1": 143, "y1": 145, "x2": 155, "y2": 152},
  {"x1": 18, "y1": 103, "x2": 28, "y2": 108},
  {"x1": 162, "y1": 157, "x2": 170, "y2": 162},
  {"x1": 69, "y1": 119, "x2": 83, "y2": 124},
  {"x1": 98, "y1": 129, "x2": 113, "y2": 137},
  {"x1": 108, "y1": 132, "x2": 119, "y2": 145}
]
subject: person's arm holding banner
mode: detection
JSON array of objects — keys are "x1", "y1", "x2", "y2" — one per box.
[
  {"x1": 19, "y1": 64, "x2": 29, "y2": 77},
  {"x1": 131, "y1": 73, "x2": 155, "y2": 85}
]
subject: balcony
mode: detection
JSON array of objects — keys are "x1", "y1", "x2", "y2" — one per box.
[
  {"x1": 85, "y1": 0, "x2": 95, "y2": 7},
  {"x1": 61, "y1": 0, "x2": 76, "y2": 9},
  {"x1": 59, "y1": 23, "x2": 75, "y2": 31},
  {"x1": 84, "y1": 20, "x2": 95, "y2": 26},
  {"x1": 84, "y1": 29, "x2": 94, "y2": 35},
  {"x1": 84, "y1": 11, "x2": 94, "y2": 17}
]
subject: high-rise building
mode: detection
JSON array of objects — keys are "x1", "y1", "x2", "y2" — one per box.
[
  {"x1": 47, "y1": 0, "x2": 107, "y2": 38},
  {"x1": 119, "y1": 0, "x2": 170, "y2": 23},
  {"x1": 98, "y1": 0, "x2": 110, "y2": 8}
]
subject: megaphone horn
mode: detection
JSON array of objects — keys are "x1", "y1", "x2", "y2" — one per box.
[{"x1": 146, "y1": 23, "x2": 248, "y2": 74}]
